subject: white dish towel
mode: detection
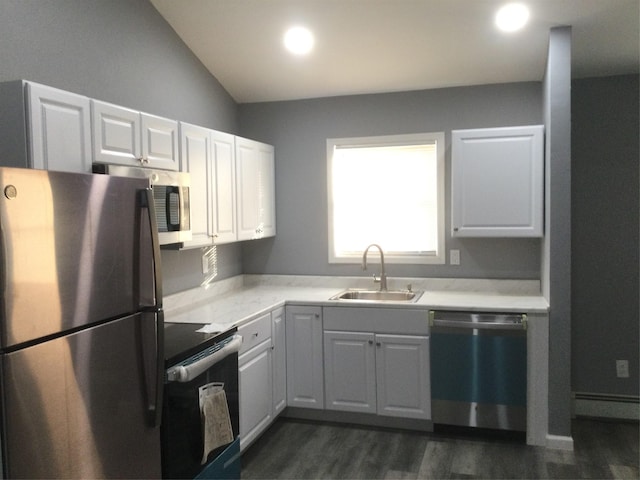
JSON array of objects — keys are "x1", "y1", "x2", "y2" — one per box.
[{"x1": 199, "y1": 383, "x2": 234, "y2": 464}]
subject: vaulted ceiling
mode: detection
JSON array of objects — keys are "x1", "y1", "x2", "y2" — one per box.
[{"x1": 151, "y1": 0, "x2": 639, "y2": 103}]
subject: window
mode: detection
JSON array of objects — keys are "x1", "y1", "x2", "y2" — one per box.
[{"x1": 327, "y1": 132, "x2": 445, "y2": 264}]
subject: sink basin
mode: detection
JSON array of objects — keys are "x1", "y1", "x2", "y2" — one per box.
[{"x1": 330, "y1": 289, "x2": 423, "y2": 303}]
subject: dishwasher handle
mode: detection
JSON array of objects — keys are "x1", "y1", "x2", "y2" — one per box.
[
  {"x1": 429, "y1": 312, "x2": 527, "y2": 330},
  {"x1": 166, "y1": 334, "x2": 243, "y2": 383}
]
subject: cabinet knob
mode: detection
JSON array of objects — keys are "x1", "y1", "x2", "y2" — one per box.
[
  {"x1": 314, "y1": 314, "x2": 320, "y2": 319},
  {"x1": 368, "y1": 340, "x2": 374, "y2": 345},
  {"x1": 376, "y1": 342, "x2": 381, "y2": 347}
]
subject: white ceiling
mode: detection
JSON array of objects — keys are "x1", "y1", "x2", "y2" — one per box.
[{"x1": 150, "y1": 0, "x2": 639, "y2": 104}]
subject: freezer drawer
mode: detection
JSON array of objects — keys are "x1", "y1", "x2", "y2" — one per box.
[{"x1": 429, "y1": 310, "x2": 527, "y2": 432}]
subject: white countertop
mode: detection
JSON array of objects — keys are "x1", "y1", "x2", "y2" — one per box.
[{"x1": 164, "y1": 275, "x2": 549, "y2": 332}]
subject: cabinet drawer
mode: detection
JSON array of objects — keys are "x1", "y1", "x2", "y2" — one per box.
[
  {"x1": 238, "y1": 313, "x2": 271, "y2": 355},
  {"x1": 323, "y1": 307, "x2": 429, "y2": 335}
]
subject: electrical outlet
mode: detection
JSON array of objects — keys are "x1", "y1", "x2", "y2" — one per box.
[
  {"x1": 202, "y1": 254, "x2": 209, "y2": 274},
  {"x1": 616, "y1": 360, "x2": 629, "y2": 378},
  {"x1": 450, "y1": 249, "x2": 460, "y2": 265}
]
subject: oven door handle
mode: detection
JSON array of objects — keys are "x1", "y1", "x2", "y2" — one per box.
[{"x1": 166, "y1": 334, "x2": 243, "y2": 383}]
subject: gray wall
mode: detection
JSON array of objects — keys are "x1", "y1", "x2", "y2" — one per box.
[
  {"x1": 572, "y1": 74, "x2": 639, "y2": 396},
  {"x1": 0, "y1": 0, "x2": 243, "y2": 295},
  {"x1": 239, "y1": 83, "x2": 543, "y2": 280},
  {"x1": 542, "y1": 26, "x2": 572, "y2": 437}
]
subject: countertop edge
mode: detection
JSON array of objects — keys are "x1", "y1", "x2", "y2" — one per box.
[{"x1": 164, "y1": 275, "x2": 549, "y2": 332}]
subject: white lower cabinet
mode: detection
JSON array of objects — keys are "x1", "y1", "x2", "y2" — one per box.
[
  {"x1": 238, "y1": 313, "x2": 273, "y2": 452},
  {"x1": 324, "y1": 331, "x2": 376, "y2": 413},
  {"x1": 285, "y1": 306, "x2": 324, "y2": 409},
  {"x1": 271, "y1": 307, "x2": 287, "y2": 415},
  {"x1": 324, "y1": 331, "x2": 430, "y2": 419},
  {"x1": 239, "y1": 338, "x2": 272, "y2": 451},
  {"x1": 375, "y1": 334, "x2": 430, "y2": 419},
  {"x1": 238, "y1": 308, "x2": 287, "y2": 452}
]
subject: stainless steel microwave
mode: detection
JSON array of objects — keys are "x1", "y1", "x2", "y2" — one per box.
[{"x1": 93, "y1": 164, "x2": 191, "y2": 246}]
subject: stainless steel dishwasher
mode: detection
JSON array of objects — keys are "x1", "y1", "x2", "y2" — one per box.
[{"x1": 429, "y1": 310, "x2": 527, "y2": 431}]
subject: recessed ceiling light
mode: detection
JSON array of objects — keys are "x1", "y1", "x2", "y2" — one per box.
[
  {"x1": 283, "y1": 26, "x2": 314, "y2": 55},
  {"x1": 495, "y1": 3, "x2": 530, "y2": 32}
]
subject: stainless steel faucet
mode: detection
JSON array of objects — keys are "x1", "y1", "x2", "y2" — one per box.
[{"x1": 362, "y1": 244, "x2": 387, "y2": 291}]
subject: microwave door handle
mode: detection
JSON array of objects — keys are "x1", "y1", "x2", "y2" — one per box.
[
  {"x1": 165, "y1": 186, "x2": 180, "y2": 231},
  {"x1": 139, "y1": 188, "x2": 163, "y2": 308}
]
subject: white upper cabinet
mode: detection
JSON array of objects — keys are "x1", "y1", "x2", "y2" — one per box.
[
  {"x1": 140, "y1": 112, "x2": 179, "y2": 170},
  {"x1": 179, "y1": 124, "x2": 237, "y2": 249},
  {"x1": 180, "y1": 122, "x2": 213, "y2": 248},
  {"x1": 0, "y1": 80, "x2": 91, "y2": 173},
  {"x1": 92, "y1": 100, "x2": 178, "y2": 170},
  {"x1": 210, "y1": 130, "x2": 237, "y2": 244},
  {"x1": 236, "y1": 136, "x2": 276, "y2": 241},
  {"x1": 25, "y1": 82, "x2": 92, "y2": 173},
  {"x1": 451, "y1": 125, "x2": 544, "y2": 237}
]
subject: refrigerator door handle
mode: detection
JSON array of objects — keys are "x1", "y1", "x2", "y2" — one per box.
[
  {"x1": 139, "y1": 188, "x2": 163, "y2": 308},
  {"x1": 150, "y1": 309, "x2": 164, "y2": 428},
  {"x1": 139, "y1": 188, "x2": 164, "y2": 428},
  {"x1": 139, "y1": 310, "x2": 164, "y2": 428}
]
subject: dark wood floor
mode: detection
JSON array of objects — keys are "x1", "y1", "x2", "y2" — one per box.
[{"x1": 241, "y1": 417, "x2": 639, "y2": 479}]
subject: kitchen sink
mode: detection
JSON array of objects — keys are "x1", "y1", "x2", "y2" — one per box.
[{"x1": 330, "y1": 289, "x2": 423, "y2": 303}]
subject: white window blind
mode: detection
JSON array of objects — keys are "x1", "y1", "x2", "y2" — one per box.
[{"x1": 327, "y1": 132, "x2": 445, "y2": 264}]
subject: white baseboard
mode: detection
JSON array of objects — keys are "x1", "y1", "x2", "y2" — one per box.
[
  {"x1": 573, "y1": 392, "x2": 640, "y2": 421},
  {"x1": 546, "y1": 434, "x2": 575, "y2": 451}
]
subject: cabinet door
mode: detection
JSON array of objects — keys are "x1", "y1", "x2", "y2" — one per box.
[
  {"x1": 27, "y1": 83, "x2": 91, "y2": 173},
  {"x1": 376, "y1": 334, "x2": 430, "y2": 419},
  {"x1": 285, "y1": 306, "x2": 323, "y2": 409},
  {"x1": 257, "y1": 142, "x2": 276, "y2": 237},
  {"x1": 324, "y1": 331, "x2": 376, "y2": 414},
  {"x1": 179, "y1": 123, "x2": 213, "y2": 248},
  {"x1": 91, "y1": 100, "x2": 141, "y2": 166},
  {"x1": 236, "y1": 137, "x2": 276, "y2": 240},
  {"x1": 211, "y1": 131, "x2": 237, "y2": 243},
  {"x1": 141, "y1": 113, "x2": 179, "y2": 171},
  {"x1": 271, "y1": 307, "x2": 287, "y2": 415},
  {"x1": 451, "y1": 125, "x2": 544, "y2": 237},
  {"x1": 238, "y1": 339, "x2": 272, "y2": 452}
]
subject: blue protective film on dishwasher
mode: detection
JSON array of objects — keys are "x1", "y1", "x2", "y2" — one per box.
[{"x1": 430, "y1": 333, "x2": 527, "y2": 406}]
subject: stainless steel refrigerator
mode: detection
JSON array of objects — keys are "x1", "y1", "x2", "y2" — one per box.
[{"x1": 0, "y1": 167, "x2": 164, "y2": 478}]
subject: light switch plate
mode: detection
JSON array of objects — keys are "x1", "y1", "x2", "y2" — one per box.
[{"x1": 450, "y1": 249, "x2": 460, "y2": 265}]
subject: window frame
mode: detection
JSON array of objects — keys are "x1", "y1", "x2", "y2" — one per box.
[{"x1": 327, "y1": 132, "x2": 446, "y2": 265}]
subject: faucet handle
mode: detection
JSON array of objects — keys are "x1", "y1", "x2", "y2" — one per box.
[
  {"x1": 372, "y1": 274, "x2": 381, "y2": 284},
  {"x1": 406, "y1": 283, "x2": 412, "y2": 292}
]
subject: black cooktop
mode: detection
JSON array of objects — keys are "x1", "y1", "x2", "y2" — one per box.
[{"x1": 163, "y1": 322, "x2": 237, "y2": 367}]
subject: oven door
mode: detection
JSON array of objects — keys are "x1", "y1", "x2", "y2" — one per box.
[{"x1": 162, "y1": 334, "x2": 241, "y2": 479}]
